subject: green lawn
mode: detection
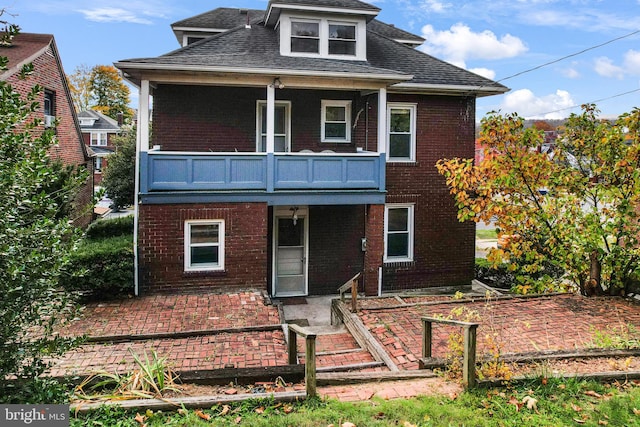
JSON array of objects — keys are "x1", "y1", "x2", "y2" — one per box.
[
  {"x1": 71, "y1": 379, "x2": 640, "y2": 426},
  {"x1": 476, "y1": 229, "x2": 497, "y2": 240}
]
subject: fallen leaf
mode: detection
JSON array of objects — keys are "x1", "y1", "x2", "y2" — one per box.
[
  {"x1": 403, "y1": 422, "x2": 417, "y2": 427},
  {"x1": 283, "y1": 404, "x2": 294, "y2": 414},
  {"x1": 134, "y1": 413, "x2": 146, "y2": 425},
  {"x1": 342, "y1": 422, "x2": 356, "y2": 427},
  {"x1": 571, "y1": 404, "x2": 583, "y2": 412},
  {"x1": 508, "y1": 396, "x2": 523, "y2": 411},
  {"x1": 585, "y1": 390, "x2": 602, "y2": 398},
  {"x1": 598, "y1": 420, "x2": 608, "y2": 425},
  {"x1": 633, "y1": 407, "x2": 640, "y2": 415},
  {"x1": 225, "y1": 388, "x2": 238, "y2": 395},
  {"x1": 220, "y1": 405, "x2": 231, "y2": 416},
  {"x1": 234, "y1": 416, "x2": 242, "y2": 424},
  {"x1": 255, "y1": 406, "x2": 265, "y2": 414},
  {"x1": 573, "y1": 418, "x2": 586, "y2": 424},
  {"x1": 195, "y1": 410, "x2": 211, "y2": 421},
  {"x1": 177, "y1": 408, "x2": 187, "y2": 416},
  {"x1": 522, "y1": 396, "x2": 537, "y2": 412}
]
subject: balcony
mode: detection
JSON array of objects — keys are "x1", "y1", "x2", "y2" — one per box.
[{"x1": 139, "y1": 151, "x2": 386, "y2": 205}]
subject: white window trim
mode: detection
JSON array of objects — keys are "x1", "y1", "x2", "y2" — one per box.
[
  {"x1": 321, "y1": 100, "x2": 351, "y2": 143},
  {"x1": 94, "y1": 157, "x2": 103, "y2": 172},
  {"x1": 279, "y1": 13, "x2": 366, "y2": 60},
  {"x1": 256, "y1": 100, "x2": 292, "y2": 152},
  {"x1": 90, "y1": 132, "x2": 108, "y2": 146},
  {"x1": 384, "y1": 204, "x2": 414, "y2": 262},
  {"x1": 184, "y1": 220, "x2": 225, "y2": 272},
  {"x1": 387, "y1": 103, "x2": 417, "y2": 163}
]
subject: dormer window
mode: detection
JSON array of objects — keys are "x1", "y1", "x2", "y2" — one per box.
[
  {"x1": 280, "y1": 13, "x2": 366, "y2": 60},
  {"x1": 291, "y1": 20, "x2": 319, "y2": 53}
]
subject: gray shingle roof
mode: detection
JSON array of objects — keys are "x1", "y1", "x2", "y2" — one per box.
[
  {"x1": 78, "y1": 110, "x2": 121, "y2": 132},
  {"x1": 267, "y1": 0, "x2": 380, "y2": 12},
  {"x1": 171, "y1": 8, "x2": 264, "y2": 29},
  {"x1": 368, "y1": 20, "x2": 424, "y2": 45}
]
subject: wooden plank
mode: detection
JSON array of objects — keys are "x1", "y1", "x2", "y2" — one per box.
[
  {"x1": 70, "y1": 391, "x2": 307, "y2": 413},
  {"x1": 421, "y1": 317, "x2": 479, "y2": 328},
  {"x1": 351, "y1": 277, "x2": 358, "y2": 312},
  {"x1": 86, "y1": 324, "x2": 283, "y2": 344},
  {"x1": 338, "y1": 272, "x2": 362, "y2": 298},
  {"x1": 422, "y1": 319, "x2": 432, "y2": 359},
  {"x1": 316, "y1": 361, "x2": 385, "y2": 373},
  {"x1": 177, "y1": 365, "x2": 305, "y2": 385},
  {"x1": 305, "y1": 336, "x2": 317, "y2": 397},
  {"x1": 288, "y1": 323, "x2": 317, "y2": 340},
  {"x1": 334, "y1": 299, "x2": 399, "y2": 372},
  {"x1": 288, "y1": 327, "x2": 298, "y2": 365},
  {"x1": 463, "y1": 325, "x2": 478, "y2": 388}
]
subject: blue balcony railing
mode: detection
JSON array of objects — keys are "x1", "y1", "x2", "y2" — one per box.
[{"x1": 140, "y1": 151, "x2": 385, "y2": 193}]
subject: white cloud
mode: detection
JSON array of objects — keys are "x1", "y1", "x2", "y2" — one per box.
[
  {"x1": 623, "y1": 50, "x2": 640, "y2": 76},
  {"x1": 77, "y1": 7, "x2": 153, "y2": 24},
  {"x1": 420, "y1": 0, "x2": 451, "y2": 13},
  {"x1": 468, "y1": 67, "x2": 496, "y2": 80},
  {"x1": 560, "y1": 67, "x2": 580, "y2": 79},
  {"x1": 501, "y1": 88, "x2": 575, "y2": 119},
  {"x1": 420, "y1": 23, "x2": 527, "y2": 68},
  {"x1": 594, "y1": 56, "x2": 626, "y2": 79}
]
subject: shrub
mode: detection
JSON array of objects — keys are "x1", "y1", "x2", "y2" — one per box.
[
  {"x1": 86, "y1": 215, "x2": 134, "y2": 240},
  {"x1": 474, "y1": 258, "x2": 514, "y2": 289},
  {"x1": 61, "y1": 234, "x2": 134, "y2": 299}
]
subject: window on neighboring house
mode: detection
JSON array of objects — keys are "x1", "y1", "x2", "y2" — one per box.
[
  {"x1": 44, "y1": 90, "x2": 55, "y2": 127},
  {"x1": 321, "y1": 100, "x2": 351, "y2": 142},
  {"x1": 91, "y1": 132, "x2": 108, "y2": 146},
  {"x1": 384, "y1": 204, "x2": 414, "y2": 262},
  {"x1": 257, "y1": 101, "x2": 291, "y2": 152},
  {"x1": 94, "y1": 157, "x2": 103, "y2": 172},
  {"x1": 387, "y1": 104, "x2": 416, "y2": 162},
  {"x1": 184, "y1": 220, "x2": 225, "y2": 271},
  {"x1": 328, "y1": 23, "x2": 356, "y2": 55},
  {"x1": 291, "y1": 20, "x2": 320, "y2": 53}
]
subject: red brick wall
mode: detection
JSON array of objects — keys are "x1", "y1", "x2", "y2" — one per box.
[
  {"x1": 364, "y1": 204, "x2": 384, "y2": 295},
  {"x1": 152, "y1": 85, "x2": 362, "y2": 153},
  {"x1": 5, "y1": 43, "x2": 92, "y2": 227},
  {"x1": 138, "y1": 203, "x2": 268, "y2": 293},
  {"x1": 307, "y1": 205, "x2": 365, "y2": 294}
]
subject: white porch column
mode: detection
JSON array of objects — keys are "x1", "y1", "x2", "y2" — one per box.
[
  {"x1": 377, "y1": 87, "x2": 387, "y2": 154},
  {"x1": 138, "y1": 80, "x2": 150, "y2": 152},
  {"x1": 266, "y1": 83, "x2": 275, "y2": 153}
]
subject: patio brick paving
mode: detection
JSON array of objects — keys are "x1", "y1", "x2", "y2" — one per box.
[{"x1": 359, "y1": 293, "x2": 640, "y2": 370}]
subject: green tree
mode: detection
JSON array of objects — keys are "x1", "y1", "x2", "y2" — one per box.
[
  {"x1": 88, "y1": 65, "x2": 132, "y2": 121},
  {"x1": 102, "y1": 126, "x2": 136, "y2": 210},
  {"x1": 0, "y1": 29, "x2": 86, "y2": 402},
  {"x1": 437, "y1": 104, "x2": 640, "y2": 296},
  {"x1": 66, "y1": 63, "x2": 92, "y2": 112}
]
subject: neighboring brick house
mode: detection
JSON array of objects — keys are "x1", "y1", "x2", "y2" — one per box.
[
  {"x1": 0, "y1": 33, "x2": 93, "y2": 227},
  {"x1": 78, "y1": 110, "x2": 121, "y2": 185},
  {"x1": 116, "y1": 0, "x2": 508, "y2": 296}
]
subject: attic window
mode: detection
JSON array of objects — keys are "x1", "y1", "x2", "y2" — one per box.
[
  {"x1": 291, "y1": 20, "x2": 319, "y2": 53},
  {"x1": 328, "y1": 23, "x2": 356, "y2": 55}
]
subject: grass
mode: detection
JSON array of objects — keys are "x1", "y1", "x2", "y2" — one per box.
[
  {"x1": 71, "y1": 378, "x2": 640, "y2": 426},
  {"x1": 476, "y1": 229, "x2": 498, "y2": 240}
]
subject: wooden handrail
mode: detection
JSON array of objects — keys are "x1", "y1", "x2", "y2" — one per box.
[
  {"x1": 287, "y1": 324, "x2": 318, "y2": 397},
  {"x1": 421, "y1": 316, "x2": 479, "y2": 388},
  {"x1": 338, "y1": 272, "x2": 361, "y2": 313}
]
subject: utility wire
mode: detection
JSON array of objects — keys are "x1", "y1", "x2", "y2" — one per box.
[
  {"x1": 534, "y1": 87, "x2": 640, "y2": 117},
  {"x1": 494, "y1": 28, "x2": 640, "y2": 84}
]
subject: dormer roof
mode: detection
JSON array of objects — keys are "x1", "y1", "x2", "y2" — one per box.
[{"x1": 265, "y1": 0, "x2": 380, "y2": 27}]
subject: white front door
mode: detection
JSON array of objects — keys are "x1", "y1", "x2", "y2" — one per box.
[{"x1": 274, "y1": 209, "x2": 308, "y2": 297}]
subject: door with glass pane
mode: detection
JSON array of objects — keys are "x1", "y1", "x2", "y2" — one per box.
[
  {"x1": 257, "y1": 102, "x2": 290, "y2": 152},
  {"x1": 274, "y1": 216, "x2": 307, "y2": 297}
]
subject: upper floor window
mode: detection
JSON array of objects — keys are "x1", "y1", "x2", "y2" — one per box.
[
  {"x1": 256, "y1": 101, "x2": 291, "y2": 152},
  {"x1": 281, "y1": 14, "x2": 365, "y2": 60},
  {"x1": 321, "y1": 100, "x2": 351, "y2": 143},
  {"x1": 91, "y1": 132, "x2": 108, "y2": 146},
  {"x1": 328, "y1": 23, "x2": 356, "y2": 55},
  {"x1": 94, "y1": 157, "x2": 103, "y2": 172},
  {"x1": 291, "y1": 20, "x2": 320, "y2": 53},
  {"x1": 44, "y1": 90, "x2": 55, "y2": 127},
  {"x1": 387, "y1": 103, "x2": 417, "y2": 162}
]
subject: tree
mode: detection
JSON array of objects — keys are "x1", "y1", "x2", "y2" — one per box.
[
  {"x1": 436, "y1": 104, "x2": 640, "y2": 296},
  {"x1": 66, "y1": 63, "x2": 92, "y2": 113},
  {"x1": 0, "y1": 28, "x2": 86, "y2": 402},
  {"x1": 89, "y1": 65, "x2": 132, "y2": 122},
  {"x1": 101, "y1": 126, "x2": 136, "y2": 210}
]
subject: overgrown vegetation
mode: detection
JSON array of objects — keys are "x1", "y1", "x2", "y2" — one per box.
[
  {"x1": 61, "y1": 216, "x2": 134, "y2": 299},
  {"x1": 0, "y1": 21, "x2": 86, "y2": 403},
  {"x1": 71, "y1": 379, "x2": 640, "y2": 426},
  {"x1": 438, "y1": 104, "x2": 640, "y2": 296},
  {"x1": 101, "y1": 127, "x2": 136, "y2": 210}
]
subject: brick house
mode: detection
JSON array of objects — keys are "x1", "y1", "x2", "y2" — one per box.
[
  {"x1": 78, "y1": 110, "x2": 122, "y2": 185},
  {"x1": 116, "y1": 0, "x2": 508, "y2": 296},
  {"x1": 0, "y1": 32, "x2": 93, "y2": 227}
]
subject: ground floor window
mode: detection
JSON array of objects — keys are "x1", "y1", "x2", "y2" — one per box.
[
  {"x1": 384, "y1": 204, "x2": 414, "y2": 262},
  {"x1": 184, "y1": 220, "x2": 225, "y2": 271}
]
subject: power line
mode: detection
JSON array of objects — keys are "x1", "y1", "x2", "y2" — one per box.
[
  {"x1": 495, "y1": 28, "x2": 640, "y2": 84},
  {"x1": 532, "y1": 87, "x2": 640, "y2": 117}
]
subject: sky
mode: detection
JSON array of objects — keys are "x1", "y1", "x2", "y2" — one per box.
[{"x1": 13, "y1": 0, "x2": 640, "y2": 121}]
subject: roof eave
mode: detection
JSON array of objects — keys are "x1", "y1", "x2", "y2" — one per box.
[
  {"x1": 265, "y1": 3, "x2": 379, "y2": 26},
  {"x1": 390, "y1": 82, "x2": 510, "y2": 98}
]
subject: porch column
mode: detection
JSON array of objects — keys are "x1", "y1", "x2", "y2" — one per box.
[
  {"x1": 377, "y1": 87, "x2": 387, "y2": 155},
  {"x1": 266, "y1": 83, "x2": 275, "y2": 153},
  {"x1": 364, "y1": 204, "x2": 385, "y2": 296},
  {"x1": 138, "y1": 80, "x2": 150, "y2": 152}
]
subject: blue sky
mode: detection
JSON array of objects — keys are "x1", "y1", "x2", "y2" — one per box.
[{"x1": 15, "y1": 0, "x2": 640, "y2": 120}]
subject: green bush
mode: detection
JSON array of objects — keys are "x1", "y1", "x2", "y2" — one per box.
[
  {"x1": 61, "y1": 234, "x2": 134, "y2": 299},
  {"x1": 474, "y1": 258, "x2": 514, "y2": 289},
  {"x1": 86, "y1": 215, "x2": 134, "y2": 239}
]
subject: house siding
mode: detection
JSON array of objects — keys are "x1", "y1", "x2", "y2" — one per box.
[{"x1": 138, "y1": 202, "x2": 268, "y2": 293}]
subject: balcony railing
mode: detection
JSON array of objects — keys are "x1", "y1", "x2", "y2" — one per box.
[{"x1": 140, "y1": 151, "x2": 385, "y2": 193}]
